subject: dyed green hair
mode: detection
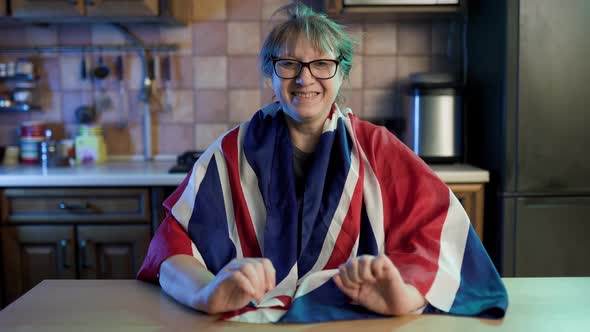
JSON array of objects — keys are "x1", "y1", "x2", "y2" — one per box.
[{"x1": 259, "y1": 2, "x2": 356, "y2": 81}]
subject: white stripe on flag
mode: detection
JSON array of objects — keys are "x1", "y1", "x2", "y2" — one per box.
[
  {"x1": 171, "y1": 148, "x2": 215, "y2": 231},
  {"x1": 299, "y1": 119, "x2": 361, "y2": 280},
  {"x1": 215, "y1": 146, "x2": 243, "y2": 259},
  {"x1": 425, "y1": 188, "x2": 470, "y2": 311},
  {"x1": 257, "y1": 263, "x2": 298, "y2": 308},
  {"x1": 237, "y1": 122, "x2": 267, "y2": 253},
  {"x1": 294, "y1": 269, "x2": 339, "y2": 299},
  {"x1": 191, "y1": 242, "x2": 206, "y2": 269}
]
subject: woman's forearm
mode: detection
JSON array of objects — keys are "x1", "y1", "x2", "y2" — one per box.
[{"x1": 159, "y1": 254, "x2": 214, "y2": 312}]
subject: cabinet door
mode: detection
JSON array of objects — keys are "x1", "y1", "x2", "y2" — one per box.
[
  {"x1": 1, "y1": 225, "x2": 76, "y2": 304},
  {"x1": 1, "y1": 0, "x2": 6, "y2": 16},
  {"x1": 11, "y1": 0, "x2": 84, "y2": 17},
  {"x1": 85, "y1": 0, "x2": 158, "y2": 17},
  {"x1": 77, "y1": 225, "x2": 150, "y2": 279},
  {"x1": 513, "y1": 196, "x2": 590, "y2": 276},
  {"x1": 448, "y1": 184, "x2": 484, "y2": 240}
]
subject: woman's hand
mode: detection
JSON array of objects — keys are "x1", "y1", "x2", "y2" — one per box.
[
  {"x1": 332, "y1": 255, "x2": 426, "y2": 316},
  {"x1": 195, "y1": 258, "x2": 276, "y2": 314}
]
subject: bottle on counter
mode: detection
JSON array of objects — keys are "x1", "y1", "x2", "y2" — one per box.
[
  {"x1": 19, "y1": 121, "x2": 45, "y2": 165},
  {"x1": 75, "y1": 124, "x2": 107, "y2": 165}
]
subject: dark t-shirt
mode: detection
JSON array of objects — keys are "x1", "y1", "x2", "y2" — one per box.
[{"x1": 292, "y1": 145, "x2": 313, "y2": 255}]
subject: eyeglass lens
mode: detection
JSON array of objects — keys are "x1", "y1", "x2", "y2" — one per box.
[{"x1": 274, "y1": 59, "x2": 338, "y2": 79}]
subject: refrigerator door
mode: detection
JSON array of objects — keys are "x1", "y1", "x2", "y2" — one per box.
[
  {"x1": 503, "y1": 196, "x2": 590, "y2": 277},
  {"x1": 517, "y1": 0, "x2": 590, "y2": 193}
]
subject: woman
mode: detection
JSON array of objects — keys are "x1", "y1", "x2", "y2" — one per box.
[{"x1": 138, "y1": 3, "x2": 507, "y2": 323}]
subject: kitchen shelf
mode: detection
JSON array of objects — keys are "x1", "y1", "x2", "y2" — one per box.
[{"x1": 0, "y1": 104, "x2": 41, "y2": 112}]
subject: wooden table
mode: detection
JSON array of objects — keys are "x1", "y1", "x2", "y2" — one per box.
[{"x1": 0, "y1": 278, "x2": 588, "y2": 331}]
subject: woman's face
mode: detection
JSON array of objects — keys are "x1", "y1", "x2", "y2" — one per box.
[{"x1": 272, "y1": 35, "x2": 343, "y2": 126}]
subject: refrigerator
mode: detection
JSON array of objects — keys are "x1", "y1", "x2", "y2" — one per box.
[{"x1": 466, "y1": 0, "x2": 590, "y2": 276}]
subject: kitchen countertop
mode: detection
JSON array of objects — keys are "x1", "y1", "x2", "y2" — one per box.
[{"x1": 0, "y1": 161, "x2": 489, "y2": 187}]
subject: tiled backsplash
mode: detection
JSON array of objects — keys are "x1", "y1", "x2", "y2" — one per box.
[{"x1": 0, "y1": 0, "x2": 461, "y2": 157}]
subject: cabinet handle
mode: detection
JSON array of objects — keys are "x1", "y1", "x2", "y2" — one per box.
[
  {"x1": 79, "y1": 240, "x2": 93, "y2": 269},
  {"x1": 60, "y1": 239, "x2": 72, "y2": 269},
  {"x1": 58, "y1": 201, "x2": 90, "y2": 211}
]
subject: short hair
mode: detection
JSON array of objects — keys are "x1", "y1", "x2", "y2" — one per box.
[{"x1": 259, "y1": 2, "x2": 356, "y2": 81}]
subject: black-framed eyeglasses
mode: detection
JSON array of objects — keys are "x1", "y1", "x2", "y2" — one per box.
[{"x1": 272, "y1": 58, "x2": 340, "y2": 79}]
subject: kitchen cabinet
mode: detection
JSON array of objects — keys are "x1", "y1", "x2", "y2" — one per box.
[
  {"x1": 0, "y1": 188, "x2": 151, "y2": 306},
  {"x1": 1, "y1": 0, "x2": 6, "y2": 16},
  {"x1": 302, "y1": 0, "x2": 466, "y2": 19},
  {"x1": 10, "y1": 0, "x2": 190, "y2": 24},
  {"x1": 449, "y1": 183, "x2": 484, "y2": 240}
]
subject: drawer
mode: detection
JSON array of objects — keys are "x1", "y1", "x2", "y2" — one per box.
[{"x1": 1, "y1": 188, "x2": 150, "y2": 223}]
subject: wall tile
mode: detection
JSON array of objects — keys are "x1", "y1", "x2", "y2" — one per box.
[
  {"x1": 58, "y1": 24, "x2": 91, "y2": 45},
  {"x1": 59, "y1": 55, "x2": 92, "y2": 91},
  {"x1": 160, "y1": 25, "x2": 193, "y2": 56},
  {"x1": 339, "y1": 89, "x2": 363, "y2": 118},
  {"x1": 157, "y1": 89, "x2": 195, "y2": 124},
  {"x1": 194, "y1": 56, "x2": 227, "y2": 89},
  {"x1": 95, "y1": 90, "x2": 124, "y2": 125},
  {"x1": 343, "y1": 55, "x2": 363, "y2": 89},
  {"x1": 229, "y1": 89, "x2": 261, "y2": 122},
  {"x1": 193, "y1": 0, "x2": 227, "y2": 21},
  {"x1": 158, "y1": 124, "x2": 195, "y2": 154},
  {"x1": 195, "y1": 123, "x2": 230, "y2": 151},
  {"x1": 363, "y1": 89, "x2": 396, "y2": 119},
  {"x1": 363, "y1": 56, "x2": 397, "y2": 89},
  {"x1": 31, "y1": 91, "x2": 62, "y2": 123},
  {"x1": 397, "y1": 56, "x2": 431, "y2": 80},
  {"x1": 228, "y1": 22, "x2": 261, "y2": 55},
  {"x1": 91, "y1": 24, "x2": 126, "y2": 45},
  {"x1": 261, "y1": 88, "x2": 276, "y2": 106},
  {"x1": 193, "y1": 22, "x2": 227, "y2": 56},
  {"x1": 195, "y1": 90, "x2": 228, "y2": 122},
  {"x1": 228, "y1": 0, "x2": 262, "y2": 20},
  {"x1": 168, "y1": 55, "x2": 194, "y2": 89},
  {"x1": 261, "y1": 0, "x2": 291, "y2": 20},
  {"x1": 347, "y1": 23, "x2": 364, "y2": 55},
  {"x1": 103, "y1": 125, "x2": 136, "y2": 155},
  {"x1": 228, "y1": 56, "x2": 261, "y2": 88},
  {"x1": 398, "y1": 23, "x2": 432, "y2": 55},
  {"x1": 0, "y1": 112, "x2": 31, "y2": 126},
  {"x1": 38, "y1": 57, "x2": 61, "y2": 91},
  {"x1": 431, "y1": 55, "x2": 460, "y2": 74},
  {"x1": 364, "y1": 23, "x2": 397, "y2": 55}
]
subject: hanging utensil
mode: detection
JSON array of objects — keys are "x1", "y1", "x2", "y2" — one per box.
[
  {"x1": 115, "y1": 55, "x2": 127, "y2": 129},
  {"x1": 94, "y1": 54, "x2": 112, "y2": 114},
  {"x1": 161, "y1": 55, "x2": 173, "y2": 113}
]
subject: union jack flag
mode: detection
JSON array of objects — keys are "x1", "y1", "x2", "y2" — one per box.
[{"x1": 138, "y1": 102, "x2": 508, "y2": 323}]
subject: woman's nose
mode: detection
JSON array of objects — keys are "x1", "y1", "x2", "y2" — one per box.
[{"x1": 296, "y1": 65, "x2": 315, "y2": 84}]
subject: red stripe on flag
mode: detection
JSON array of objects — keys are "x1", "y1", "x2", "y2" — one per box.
[
  {"x1": 350, "y1": 116, "x2": 446, "y2": 295},
  {"x1": 324, "y1": 141, "x2": 365, "y2": 270},
  {"x1": 221, "y1": 128, "x2": 262, "y2": 258},
  {"x1": 163, "y1": 166, "x2": 194, "y2": 212}
]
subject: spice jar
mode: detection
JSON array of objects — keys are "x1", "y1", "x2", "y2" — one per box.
[{"x1": 19, "y1": 121, "x2": 46, "y2": 165}]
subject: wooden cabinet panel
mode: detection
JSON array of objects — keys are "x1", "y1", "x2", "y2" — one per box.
[
  {"x1": 1, "y1": 0, "x2": 6, "y2": 16},
  {"x1": 448, "y1": 183, "x2": 484, "y2": 240},
  {"x1": 77, "y1": 225, "x2": 150, "y2": 279},
  {"x1": 86, "y1": 0, "x2": 158, "y2": 17},
  {"x1": 2, "y1": 188, "x2": 150, "y2": 223},
  {"x1": 1, "y1": 225, "x2": 76, "y2": 304},
  {"x1": 11, "y1": 0, "x2": 85, "y2": 17}
]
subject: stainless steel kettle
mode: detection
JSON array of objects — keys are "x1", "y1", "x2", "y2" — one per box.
[{"x1": 404, "y1": 73, "x2": 463, "y2": 163}]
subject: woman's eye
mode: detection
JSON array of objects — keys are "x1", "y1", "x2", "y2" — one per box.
[
  {"x1": 279, "y1": 60, "x2": 299, "y2": 68},
  {"x1": 313, "y1": 61, "x2": 329, "y2": 67}
]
